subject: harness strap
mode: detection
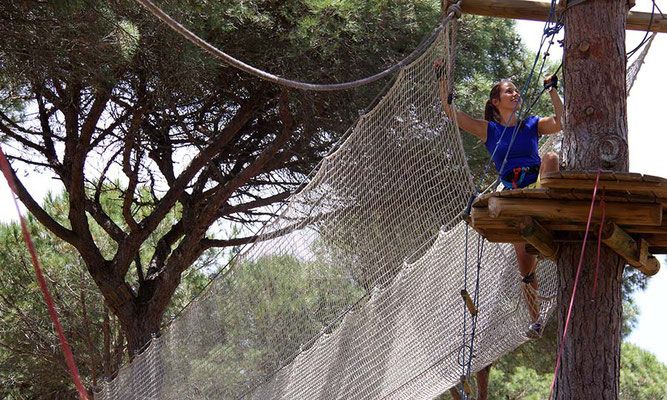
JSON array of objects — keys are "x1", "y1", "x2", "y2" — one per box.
[{"x1": 501, "y1": 165, "x2": 540, "y2": 189}]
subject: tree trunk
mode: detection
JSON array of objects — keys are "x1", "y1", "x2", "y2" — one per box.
[{"x1": 555, "y1": 1, "x2": 629, "y2": 398}]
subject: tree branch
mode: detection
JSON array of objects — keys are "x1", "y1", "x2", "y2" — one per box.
[
  {"x1": 122, "y1": 109, "x2": 144, "y2": 233},
  {"x1": 0, "y1": 162, "x2": 77, "y2": 245},
  {"x1": 112, "y1": 100, "x2": 255, "y2": 276},
  {"x1": 217, "y1": 190, "x2": 291, "y2": 217},
  {"x1": 0, "y1": 120, "x2": 46, "y2": 153}
]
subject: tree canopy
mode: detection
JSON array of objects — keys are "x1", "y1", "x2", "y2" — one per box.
[
  {"x1": 0, "y1": 0, "x2": 538, "y2": 352},
  {"x1": 0, "y1": 192, "x2": 211, "y2": 398}
]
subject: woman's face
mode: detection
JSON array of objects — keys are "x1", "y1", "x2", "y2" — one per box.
[{"x1": 493, "y1": 81, "x2": 521, "y2": 111}]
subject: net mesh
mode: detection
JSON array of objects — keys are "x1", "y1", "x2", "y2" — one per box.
[{"x1": 96, "y1": 23, "x2": 558, "y2": 400}]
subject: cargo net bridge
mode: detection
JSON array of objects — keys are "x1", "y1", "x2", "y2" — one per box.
[{"x1": 94, "y1": 6, "x2": 664, "y2": 400}]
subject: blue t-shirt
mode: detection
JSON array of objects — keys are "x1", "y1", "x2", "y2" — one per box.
[{"x1": 484, "y1": 116, "x2": 541, "y2": 177}]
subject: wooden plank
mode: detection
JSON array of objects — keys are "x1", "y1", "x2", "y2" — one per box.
[
  {"x1": 622, "y1": 172, "x2": 645, "y2": 182},
  {"x1": 540, "y1": 178, "x2": 667, "y2": 196},
  {"x1": 643, "y1": 174, "x2": 665, "y2": 183},
  {"x1": 546, "y1": 189, "x2": 579, "y2": 201},
  {"x1": 455, "y1": 0, "x2": 667, "y2": 33},
  {"x1": 546, "y1": 171, "x2": 667, "y2": 183},
  {"x1": 471, "y1": 195, "x2": 488, "y2": 208},
  {"x1": 643, "y1": 234, "x2": 667, "y2": 247},
  {"x1": 521, "y1": 188, "x2": 552, "y2": 200},
  {"x1": 649, "y1": 246, "x2": 667, "y2": 255},
  {"x1": 563, "y1": 171, "x2": 593, "y2": 180},
  {"x1": 622, "y1": 224, "x2": 667, "y2": 235},
  {"x1": 487, "y1": 198, "x2": 663, "y2": 226},
  {"x1": 543, "y1": 171, "x2": 563, "y2": 180},
  {"x1": 470, "y1": 207, "x2": 517, "y2": 230},
  {"x1": 543, "y1": 222, "x2": 587, "y2": 232}
]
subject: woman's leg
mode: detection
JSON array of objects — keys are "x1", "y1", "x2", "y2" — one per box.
[
  {"x1": 515, "y1": 151, "x2": 558, "y2": 325},
  {"x1": 446, "y1": 364, "x2": 492, "y2": 400},
  {"x1": 540, "y1": 151, "x2": 559, "y2": 176},
  {"x1": 476, "y1": 364, "x2": 491, "y2": 400},
  {"x1": 514, "y1": 243, "x2": 539, "y2": 322},
  {"x1": 448, "y1": 387, "x2": 460, "y2": 400}
]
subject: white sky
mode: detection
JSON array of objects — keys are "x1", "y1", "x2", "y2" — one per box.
[
  {"x1": 1, "y1": 0, "x2": 666, "y2": 365},
  {"x1": 517, "y1": 0, "x2": 667, "y2": 364}
]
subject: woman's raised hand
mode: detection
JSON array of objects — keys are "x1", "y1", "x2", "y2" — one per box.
[{"x1": 543, "y1": 74, "x2": 558, "y2": 91}]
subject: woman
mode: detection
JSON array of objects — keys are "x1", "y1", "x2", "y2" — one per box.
[
  {"x1": 439, "y1": 74, "x2": 563, "y2": 400},
  {"x1": 437, "y1": 68, "x2": 564, "y2": 337}
]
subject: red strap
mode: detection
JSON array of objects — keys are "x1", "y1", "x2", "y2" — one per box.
[
  {"x1": 592, "y1": 189, "x2": 606, "y2": 298},
  {"x1": 512, "y1": 167, "x2": 521, "y2": 189},
  {"x1": 548, "y1": 169, "x2": 602, "y2": 400},
  {"x1": 0, "y1": 146, "x2": 88, "y2": 400}
]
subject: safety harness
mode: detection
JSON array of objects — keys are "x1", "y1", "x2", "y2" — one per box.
[{"x1": 501, "y1": 165, "x2": 540, "y2": 189}]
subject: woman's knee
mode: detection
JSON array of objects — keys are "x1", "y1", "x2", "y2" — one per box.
[
  {"x1": 541, "y1": 151, "x2": 559, "y2": 173},
  {"x1": 543, "y1": 151, "x2": 558, "y2": 165}
]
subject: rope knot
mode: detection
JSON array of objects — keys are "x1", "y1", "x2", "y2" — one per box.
[{"x1": 447, "y1": 3, "x2": 462, "y2": 18}]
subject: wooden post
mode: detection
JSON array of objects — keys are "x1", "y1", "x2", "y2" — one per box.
[
  {"x1": 518, "y1": 216, "x2": 558, "y2": 260},
  {"x1": 599, "y1": 221, "x2": 660, "y2": 276},
  {"x1": 554, "y1": 1, "x2": 630, "y2": 398}
]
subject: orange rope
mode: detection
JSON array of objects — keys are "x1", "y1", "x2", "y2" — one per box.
[{"x1": 0, "y1": 146, "x2": 88, "y2": 399}]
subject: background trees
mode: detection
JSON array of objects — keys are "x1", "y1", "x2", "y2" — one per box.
[
  {"x1": 0, "y1": 192, "x2": 211, "y2": 398},
  {"x1": 0, "y1": 0, "x2": 442, "y2": 351},
  {"x1": 0, "y1": 0, "x2": 535, "y2": 352}
]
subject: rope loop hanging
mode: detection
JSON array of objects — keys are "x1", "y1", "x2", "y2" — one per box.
[{"x1": 134, "y1": 0, "x2": 464, "y2": 91}]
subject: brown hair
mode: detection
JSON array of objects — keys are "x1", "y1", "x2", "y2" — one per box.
[{"x1": 484, "y1": 79, "x2": 514, "y2": 123}]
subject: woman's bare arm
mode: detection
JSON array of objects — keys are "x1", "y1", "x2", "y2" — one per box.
[
  {"x1": 538, "y1": 77, "x2": 564, "y2": 135},
  {"x1": 436, "y1": 63, "x2": 488, "y2": 142}
]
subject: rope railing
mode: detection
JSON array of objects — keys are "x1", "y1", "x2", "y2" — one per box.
[{"x1": 134, "y1": 0, "x2": 462, "y2": 91}]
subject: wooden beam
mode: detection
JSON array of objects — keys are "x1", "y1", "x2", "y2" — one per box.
[
  {"x1": 540, "y1": 177, "x2": 667, "y2": 197},
  {"x1": 649, "y1": 246, "x2": 667, "y2": 255},
  {"x1": 642, "y1": 256, "x2": 661, "y2": 276},
  {"x1": 477, "y1": 228, "x2": 525, "y2": 243},
  {"x1": 644, "y1": 234, "x2": 667, "y2": 246},
  {"x1": 470, "y1": 207, "x2": 516, "y2": 230},
  {"x1": 487, "y1": 197, "x2": 663, "y2": 226},
  {"x1": 518, "y1": 216, "x2": 558, "y2": 260},
  {"x1": 599, "y1": 221, "x2": 659, "y2": 276},
  {"x1": 458, "y1": 0, "x2": 667, "y2": 33}
]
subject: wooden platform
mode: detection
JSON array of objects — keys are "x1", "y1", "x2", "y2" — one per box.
[{"x1": 469, "y1": 171, "x2": 667, "y2": 275}]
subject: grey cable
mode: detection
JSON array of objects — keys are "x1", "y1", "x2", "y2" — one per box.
[{"x1": 134, "y1": 0, "x2": 462, "y2": 91}]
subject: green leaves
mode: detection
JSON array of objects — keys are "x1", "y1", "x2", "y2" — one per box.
[{"x1": 620, "y1": 343, "x2": 667, "y2": 400}]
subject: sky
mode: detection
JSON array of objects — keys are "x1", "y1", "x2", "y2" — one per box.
[
  {"x1": 1, "y1": 0, "x2": 666, "y2": 366},
  {"x1": 516, "y1": 1, "x2": 667, "y2": 364}
]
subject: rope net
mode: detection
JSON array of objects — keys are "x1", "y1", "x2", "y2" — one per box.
[{"x1": 96, "y1": 23, "x2": 558, "y2": 400}]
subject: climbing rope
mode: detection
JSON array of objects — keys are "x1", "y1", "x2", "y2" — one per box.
[
  {"x1": 627, "y1": 0, "x2": 663, "y2": 58},
  {"x1": 134, "y1": 0, "x2": 463, "y2": 91},
  {"x1": 0, "y1": 146, "x2": 88, "y2": 400},
  {"x1": 592, "y1": 189, "x2": 606, "y2": 298}
]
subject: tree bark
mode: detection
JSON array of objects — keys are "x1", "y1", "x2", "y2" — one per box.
[{"x1": 555, "y1": 1, "x2": 629, "y2": 398}]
